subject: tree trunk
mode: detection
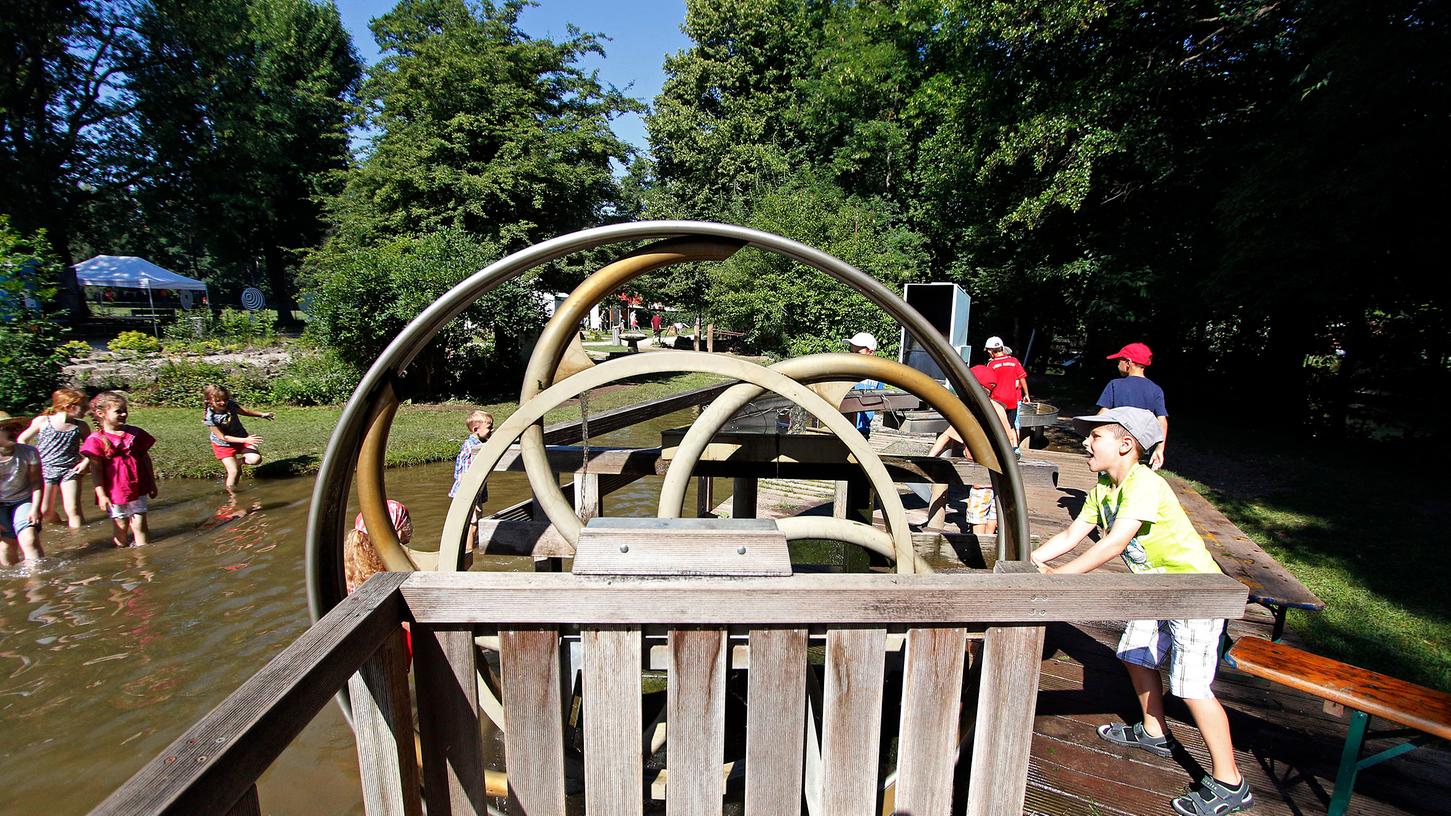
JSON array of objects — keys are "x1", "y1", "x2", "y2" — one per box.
[{"x1": 263, "y1": 240, "x2": 302, "y2": 330}]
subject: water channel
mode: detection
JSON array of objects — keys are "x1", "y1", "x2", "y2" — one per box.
[{"x1": 0, "y1": 408, "x2": 716, "y2": 814}]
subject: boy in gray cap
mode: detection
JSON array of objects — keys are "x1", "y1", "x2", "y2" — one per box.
[{"x1": 1031, "y1": 407, "x2": 1251, "y2": 815}]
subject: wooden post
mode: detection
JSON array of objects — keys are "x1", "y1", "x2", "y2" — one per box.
[
  {"x1": 415, "y1": 624, "x2": 487, "y2": 816},
  {"x1": 500, "y1": 628, "x2": 566, "y2": 816},
  {"x1": 694, "y1": 317, "x2": 701, "y2": 351},
  {"x1": 349, "y1": 628, "x2": 424, "y2": 816},
  {"x1": 927, "y1": 484, "x2": 949, "y2": 529},
  {"x1": 574, "y1": 470, "x2": 602, "y2": 521},
  {"x1": 695, "y1": 476, "x2": 714, "y2": 518},
  {"x1": 706, "y1": 323, "x2": 714, "y2": 353},
  {"x1": 831, "y1": 481, "x2": 849, "y2": 519},
  {"x1": 731, "y1": 477, "x2": 757, "y2": 519}
]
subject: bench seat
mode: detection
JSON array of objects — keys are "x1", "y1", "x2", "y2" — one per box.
[{"x1": 1226, "y1": 636, "x2": 1451, "y2": 815}]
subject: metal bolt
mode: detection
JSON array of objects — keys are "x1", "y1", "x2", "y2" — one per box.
[
  {"x1": 619, "y1": 544, "x2": 629, "y2": 553},
  {"x1": 737, "y1": 546, "x2": 747, "y2": 555}
]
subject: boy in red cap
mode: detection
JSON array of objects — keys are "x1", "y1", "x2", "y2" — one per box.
[{"x1": 1098, "y1": 342, "x2": 1168, "y2": 470}]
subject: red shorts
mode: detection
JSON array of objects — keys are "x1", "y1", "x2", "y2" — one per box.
[{"x1": 212, "y1": 441, "x2": 259, "y2": 460}]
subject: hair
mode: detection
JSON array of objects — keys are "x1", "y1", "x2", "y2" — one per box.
[
  {"x1": 466, "y1": 410, "x2": 494, "y2": 430},
  {"x1": 46, "y1": 387, "x2": 86, "y2": 415},
  {"x1": 343, "y1": 529, "x2": 388, "y2": 594},
  {"x1": 90, "y1": 390, "x2": 128, "y2": 420},
  {"x1": 203, "y1": 383, "x2": 231, "y2": 401},
  {"x1": 1099, "y1": 422, "x2": 1147, "y2": 456}
]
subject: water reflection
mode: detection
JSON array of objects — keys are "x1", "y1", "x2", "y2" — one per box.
[{"x1": 0, "y1": 407, "x2": 708, "y2": 813}]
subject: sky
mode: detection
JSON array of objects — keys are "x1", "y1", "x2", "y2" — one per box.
[{"x1": 334, "y1": 0, "x2": 691, "y2": 154}]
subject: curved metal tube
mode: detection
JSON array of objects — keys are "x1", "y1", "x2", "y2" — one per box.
[
  {"x1": 309, "y1": 221, "x2": 1027, "y2": 625},
  {"x1": 437, "y1": 352, "x2": 919, "y2": 573},
  {"x1": 516, "y1": 238, "x2": 743, "y2": 545},
  {"x1": 775, "y1": 517, "x2": 934, "y2": 574},
  {"x1": 355, "y1": 381, "x2": 418, "y2": 572},
  {"x1": 657, "y1": 353, "x2": 997, "y2": 524}
]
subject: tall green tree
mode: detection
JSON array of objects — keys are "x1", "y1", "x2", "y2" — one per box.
[
  {"x1": 329, "y1": 0, "x2": 639, "y2": 250},
  {"x1": 1, "y1": 0, "x2": 138, "y2": 314},
  {"x1": 126, "y1": 0, "x2": 359, "y2": 322}
]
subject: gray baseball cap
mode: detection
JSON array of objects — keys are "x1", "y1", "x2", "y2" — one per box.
[{"x1": 1071, "y1": 407, "x2": 1163, "y2": 451}]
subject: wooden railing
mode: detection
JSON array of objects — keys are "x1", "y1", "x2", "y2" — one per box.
[{"x1": 92, "y1": 566, "x2": 1247, "y2": 816}]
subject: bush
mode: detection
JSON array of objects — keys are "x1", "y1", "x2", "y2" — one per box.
[
  {"x1": 56, "y1": 340, "x2": 92, "y2": 359},
  {"x1": 160, "y1": 338, "x2": 223, "y2": 355},
  {"x1": 109, "y1": 330, "x2": 160, "y2": 353},
  {"x1": 139, "y1": 360, "x2": 269, "y2": 408},
  {"x1": 1, "y1": 217, "x2": 66, "y2": 412},
  {"x1": 267, "y1": 350, "x2": 362, "y2": 406}
]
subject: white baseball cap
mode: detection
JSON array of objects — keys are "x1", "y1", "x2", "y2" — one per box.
[
  {"x1": 845, "y1": 332, "x2": 878, "y2": 351},
  {"x1": 984, "y1": 336, "x2": 1004, "y2": 350},
  {"x1": 1072, "y1": 407, "x2": 1164, "y2": 452}
]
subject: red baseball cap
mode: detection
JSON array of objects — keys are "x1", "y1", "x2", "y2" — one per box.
[
  {"x1": 969, "y1": 364, "x2": 996, "y2": 390},
  {"x1": 1107, "y1": 342, "x2": 1152, "y2": 366}
]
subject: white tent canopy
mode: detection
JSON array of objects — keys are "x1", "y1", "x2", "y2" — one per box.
[{"x1": 73, "y1": 255, "x2": 209, "y2": 292}]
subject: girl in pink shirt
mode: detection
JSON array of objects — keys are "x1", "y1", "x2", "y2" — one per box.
[{"x1": 80, "y1": 391, "x2": 158, "y2": 547}]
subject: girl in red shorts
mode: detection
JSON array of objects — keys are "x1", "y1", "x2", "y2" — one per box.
[{"x1": 202, "y1": 384, "x2": 274, "y2": 492}]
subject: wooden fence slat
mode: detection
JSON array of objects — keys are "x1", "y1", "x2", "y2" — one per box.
[
  {"x1": 892, "y1": 627, "x2": 967, "y2": 816},
  {"x1": 744, "y1": 628, "x2": 807, "y2": 816},
  {"x1": 819, "y1": 628, "x2": 886, "y2": 816},
  {"x1": 583, "y1": 626, "x2": 644, "y2": 816},
  {"x1": 501, "y1": 628, "x2": 566, "y2": 816},
  {"x1": 964, "y1": 623, "x2": 1046, "y2": 816},
  {"x1": 665, "y1": 629, "x2": 728, "y2": 816},
  {"x1": 414, "y1": 624, "x2": 487, "y2": 816},
  {"x1": 349, "y1": 627, "x2": 424, "y2": 816},
  {"x1": 400, "y1": 572, "x2": 1248, "y2": 625}
]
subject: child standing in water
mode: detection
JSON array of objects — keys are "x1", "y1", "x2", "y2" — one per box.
[
  {"x1": 449, "y1": 410, "x2": 494, "y2": 502},
  {"x1": 81, "y1": 391, "x2": 158, "y2": 548},
  {"x1": 202, "y1": 384, "x2": 274, "y2": 492},
  {"x1": 18, "y1": 388, "x2": 90, "y2": 529},
  {"x1": 0, "y1": 411, "x2": 45, "y2": 564}
]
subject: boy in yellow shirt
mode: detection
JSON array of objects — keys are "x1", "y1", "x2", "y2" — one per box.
[{"x1": 1031, "y1": 407, "x2": 1251, "y2": 815}]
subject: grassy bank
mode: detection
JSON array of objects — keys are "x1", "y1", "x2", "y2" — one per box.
[{"x1": 133, "y1": 372, "x2": 726, "y2": 480}]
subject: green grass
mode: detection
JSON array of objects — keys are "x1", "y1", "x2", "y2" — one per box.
[
  {"x1": 130, "y1": 372, "x2": 726, "y2": 480},
  {"x1": 1165, "y1": 426, "x2": 1451, "y2": 693}
]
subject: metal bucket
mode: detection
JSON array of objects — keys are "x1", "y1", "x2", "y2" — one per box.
[{"x1": 1015, "y1": 401, "x2": 1059, "y2": 428}]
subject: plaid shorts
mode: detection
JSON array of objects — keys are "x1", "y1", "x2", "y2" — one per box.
[{"x1": 1117, "y1": 617, "x2": 1224, "y2": 700}]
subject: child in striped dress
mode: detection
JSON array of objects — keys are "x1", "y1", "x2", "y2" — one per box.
[{"x1": 18, "y1": 388, "x2": 90, "y2": 529}]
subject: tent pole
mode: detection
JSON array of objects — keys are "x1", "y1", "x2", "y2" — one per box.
[{"x1": 145, "y1": 280, "x2": 159, "y2": 339}]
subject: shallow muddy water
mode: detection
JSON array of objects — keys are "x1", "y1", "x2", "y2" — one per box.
[{"x1": 0, "y1": 408, "x2": 712, "y2": 814}]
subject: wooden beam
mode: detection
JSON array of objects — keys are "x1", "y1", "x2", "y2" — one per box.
[
  {"x1": 399, "y1": 572, "x2": 1248, "y2": 625},
  {"x1": 744, "y1": 629, "x2": 807, "y2": 816},
  {"x1": 540, "y1": 382, "x2": 733, "y2": 445},
  {"x1": 415, "y1": 624, "x2": 487, "y2": 815},
  {"x1": 91, "y1": 573, "x2": 408, "y2": 816},
  {"x1": 582, "y1": 626, "x2": 644, "y2": 816},
  {"x1": 349, "y1": 627, "x2": 423, "y2": 816},
  {"x1": 665, "y1": 629, "x2": 728, "y2": 815}
]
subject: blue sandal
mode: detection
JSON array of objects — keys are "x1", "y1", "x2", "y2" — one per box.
[
  {"x1": 1095, "y1": 721, "x2": 1178, "y2": 757},
  {"x1": 1172, "y1": 775, "x2": 1254, "y2": 814}
]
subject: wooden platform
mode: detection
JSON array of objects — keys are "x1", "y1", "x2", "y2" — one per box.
[{"x1": 720, "y1": 444, "x2": 1451, "y2": 815}]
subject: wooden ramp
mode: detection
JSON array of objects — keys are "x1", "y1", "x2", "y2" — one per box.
[{"x1": 720, "y1": 444, "x2": 1451, "y2": 816}]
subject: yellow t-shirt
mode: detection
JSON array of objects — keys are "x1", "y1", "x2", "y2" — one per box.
[{"x1": 1076, "y1": 464, "x2": 1220, "y2": 575}]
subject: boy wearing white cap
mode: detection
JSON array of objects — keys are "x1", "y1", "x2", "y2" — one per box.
[
  {"x1": 1030, "y1": 407, "x2": 1251, "y2": 816},
  {"x1": 982, "y1": 336, "x2": 1030, "y2": 425},
  {"x1": 845, "y1": 332, "x2": 882, "y2": 437}
]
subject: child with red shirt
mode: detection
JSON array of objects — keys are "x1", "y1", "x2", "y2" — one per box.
[
  {"x1": 80, "y1": 391, "x2": 158, "y2": 547},
  {"x1": 983, "y1": 335, "x2": 1030, "y2": 425}
]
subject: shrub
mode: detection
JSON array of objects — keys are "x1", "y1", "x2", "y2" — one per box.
[
  {"x1": 139, "y1": 361, "x2": 268, "y2": 407},
  {"x1": 1, "y1": 217, "x2": 66, "y2": 412},
  {"x1": 268, "y1": 350, "x2": 362, "y2": 406},
  {"x1": 109, "y1": 330, "x2": 160, "y2": 353},
  {"x1": 56, "y1": 340, "x2": 92, "y2": 359},
  {"x1": 160, "y1": 338, "x2": 223, "y2": 355}
]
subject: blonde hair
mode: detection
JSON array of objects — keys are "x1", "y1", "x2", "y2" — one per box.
[
  {"x1": 343, "y1": 529, "x2": 388, "y2": 594},
  {"x1": 46, "y1": 387, "x2": 86, "y2": 415},
  {"x1": 203, "y1": 383, "x2": 230, "y2": 401},
  {"x1": 466, "y1": 410, "x2": 494, "y2": 430},
  {"x1": 90, "y1": 390, "x2": 128, "y2": 420}
]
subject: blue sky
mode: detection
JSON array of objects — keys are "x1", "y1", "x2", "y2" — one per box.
[{"x1": 335, "y1": 0, "x2": 691, "y2": 154}]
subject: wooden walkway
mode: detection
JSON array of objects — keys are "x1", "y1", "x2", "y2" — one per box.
[{"x1": 720, "y1": 443, "x2": 1451, "y2": 815}]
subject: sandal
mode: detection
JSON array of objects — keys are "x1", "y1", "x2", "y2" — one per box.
[
  {"x1": 1172, "y1": 775, "x2": 1254, "y2": 815},
  {"x1": 1095, "y1": 721, "x2": 1178, "y2": 757}
]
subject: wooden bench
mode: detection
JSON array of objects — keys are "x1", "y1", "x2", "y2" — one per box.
[
  {"x1": 1224, "y1": 636, "x2": 1451, "y2": 816},
  {"x1": 1169, "y1": 476, "x2": 1324, "y2": 640}
]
